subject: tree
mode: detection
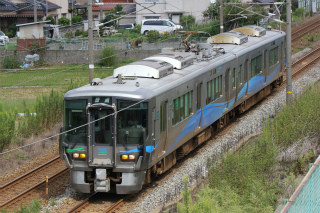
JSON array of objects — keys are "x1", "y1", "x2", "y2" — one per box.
[
  {"x1": 179, "y1": 15, "x2": 196, "y2": 30},
  {"x1": 101, "y1": 4, "x2": 125, "y2": 27},
  {"x1": 46, "y1": 15, "x2": 56, "y2": 25},
  {"x1": 58, "y1": 17, "x2": 70, "y2": 26},
  {"x1": 71, "y1": 16, "x2": 82, "y2": 24}
]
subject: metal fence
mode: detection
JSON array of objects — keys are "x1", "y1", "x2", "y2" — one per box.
[
  {"x1": 45, "y1": 37, "x2": 209, "y2": 51},
  {"x1": 282, "y1": 155, "x2": 320, "y2": 213}
]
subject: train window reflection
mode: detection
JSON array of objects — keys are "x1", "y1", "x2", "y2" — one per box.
[
  {"x1": 64, "y1": 100, "x2": 87, "y2": 144},
  {"x1": 92, "y1": 109, "x2": 112, "y2": 145},
  {"x1": 117, "y1": 100, "x2": 148, "y2": 145}
]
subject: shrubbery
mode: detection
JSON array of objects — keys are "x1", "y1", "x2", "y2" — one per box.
[
  {"x1": 0, "y1": 102, "x2": 16, "y2": 152},
  {"x1": 71, "y1": 16, "x2": 82, "y2": 24},
  {"x1": 1, "y1": 55, "x2": 22, "y2": 69},
  {"x1": 58, "y1": 17, "x2": 70, "y2": 26},
  {"x1": 99, "y1": 46, "x2": 117, "y2": 67},
  {"x1": 180, "y1": 15, "x2": 196, "y2": 30},
  {"x1": 146, "y1": 30, "x2": 160, "y2": 43}
]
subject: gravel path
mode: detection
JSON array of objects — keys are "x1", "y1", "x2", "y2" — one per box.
[{"x1": 132, "y1": 49, "x2": 320, "y2": 212}]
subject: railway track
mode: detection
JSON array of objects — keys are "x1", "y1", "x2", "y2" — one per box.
[
  {"x1": 66, "y1": 193, "x2": 125, "y2": 213},
  {"x1": 1, "y1": 16, "x2": 320, "y2": 212},
  {"x1": 292, "y1": 16, "x2": 320, "y2": 43},
  {"x1": 0, "y1": 156, "x2": 68, "y2": 210}
]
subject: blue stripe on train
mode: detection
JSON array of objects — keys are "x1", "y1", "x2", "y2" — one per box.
[{"x1": 166, "y1": 66, "x2": 281, "y2": 155}]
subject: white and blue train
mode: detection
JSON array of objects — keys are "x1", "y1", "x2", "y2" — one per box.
[{"x1": 59, "y1": 26, "x2": 286, "y2": 194}]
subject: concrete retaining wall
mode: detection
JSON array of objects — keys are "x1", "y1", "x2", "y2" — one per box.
[{"x1": 0, "y1": 49, "x2": 161, "y2": 65}]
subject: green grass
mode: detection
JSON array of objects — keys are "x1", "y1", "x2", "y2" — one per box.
[
  {"x1": 0, "y1": 65, "x2": 113, "y2": 87},
  {"x1": 0, "y1": 43, "x2": 17, "y2": 50},
  {"x1": 0, "y1": 99, "x2": 36, "y2": 112},
  {"x1": 178, "y1": 83, "x2": 320, "y2": 212}
]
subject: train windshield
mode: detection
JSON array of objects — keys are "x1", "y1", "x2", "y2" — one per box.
[
  {"x1": 117, "y1": 100, "x2": 148, "y2": 145},
  {"x1": 64, "y1": 100, "x2": 87, "y2": 144},
  {"x1": 91, "y1": 108, "x2": 113, "y2": 145}
]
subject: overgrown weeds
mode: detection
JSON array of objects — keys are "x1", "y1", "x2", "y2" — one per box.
[{"x1": 178, "y1": 83, "x2": 320, "y2": 211}]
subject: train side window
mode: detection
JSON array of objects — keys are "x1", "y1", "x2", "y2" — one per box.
[
  {"x1": 172, "y1": 91, "x2": 193, "y2": 125},
  {"x1": 269, "y1": 46, "x2": 279, "y2": 67},
  {"x1": 232, "y1": 68, "x2": 236, "y2": 88},
  {"x1": 251, "y1": 55, "x2": 262, "y2": 77},
  {"x1": 238, "y1": 64, "x2": 242, "y2": 85}
]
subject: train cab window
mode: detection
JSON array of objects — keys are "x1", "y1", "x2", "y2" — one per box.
[
  {"x1": 238, "y1": 65, "x2": 242, "y2": 85},
  {"x1": 251, "y1": 55, "x2": 262, "y2": 77},
  {"x1": 232, "y1": 68, "x2": 236, "y2": 88},
  {"x1": 117, "y1": 100, "x2": 148, "y2": 145},
  {"x1": 64, "y1": 100, "x2": 87, "y2": 144},
  {"x1": 244, "y1": 60, "x2": 248, "y2": 81},
  {"x1": 92, "y1": 109, "x2": 112, "y2": 145},
  {"x1": 172, "y1": 91, "x2": 193, "y2": 125},
  {"x1": 269, "y1": 47, "x2": 279, "y2": 67}
]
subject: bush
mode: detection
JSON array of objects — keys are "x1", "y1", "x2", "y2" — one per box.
[
  {"x1": 75, "y1": 29, "x2": 84, "y2": 37},
  {"x1": 293, "y1": 8, "x2": 309, "y2": 17},
  {"x1": 46, "y1": 15, "x2": 56, "y2": 25},
  {"x1": 146, "y1": 30, "x2": 160, "y2": 43},
  {"x1": 0, "y1": 102, "x2": 16, "y2": 152},
  {"x1": 1, "y1": 55, "x2": 22, "y2": 69},
  {"x1": 58, "y1": 17, "x2": 70, "y2": 26},
  {"x1": 82, "y1": 30, "x2": 88, "y2": 37},
  {"x1": 99, "y1": 46, "x2": 117, "y2": 67},
  {"x1": 180, "y1": 15, "x2": 196, "y2": 29},
  {"x1": 130, "y1": 37, "x2": 143, "y2": 48},
  {"x1": 65, "y1": 31, "x2": 73, "y2": 39},
  {"x1": 133, "y1": 24, "x2": 141, "y2": 34},
  {"x1": 71, "y1": 16, "x2": 82, "y2": 24}
]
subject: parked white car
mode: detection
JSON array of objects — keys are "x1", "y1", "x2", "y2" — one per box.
[
  {"x1": 0, "y1": 30, "x2": 9, "y2": 45},
  {"x1": 140, "y1": 19, "x2": 182, "y2": 35}
]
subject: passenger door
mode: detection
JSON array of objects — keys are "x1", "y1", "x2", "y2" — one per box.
[{"x1": 159, "y1": 101, "x2": 168, "y2": 157}]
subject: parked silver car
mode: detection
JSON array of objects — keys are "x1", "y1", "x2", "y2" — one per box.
[
  {"x1": 140, "y1": 19, "x2": 182, "y2": 35},
  {"x1": 0, "y1": 31, "x2": 9, "y2": 45}
]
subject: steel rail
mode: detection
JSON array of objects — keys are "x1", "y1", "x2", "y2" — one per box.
[
  {"x1": 66, "y1": 193, "x2": 97, "y2": 213},
  {"x1": 105, "y1": 198, "x2": 124, "y2": 213},
  {"x1": 0, "y1": 156, "x2": 60, "y2": 189},
  {"x1": 0, "y1": 167, "x2": 69, "y2": 209}
]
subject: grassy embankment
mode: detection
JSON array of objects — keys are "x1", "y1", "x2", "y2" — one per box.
[
  {"x1": 178, "y1": 83, "x2": 320, "y2": 212},
  {"x1": 0, "y1": 60, "x2": 135, "y2": 153}
]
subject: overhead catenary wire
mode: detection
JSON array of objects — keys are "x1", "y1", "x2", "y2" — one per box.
[
  {"x1": 0, "y1": 3, "x2": 276, "y2": 155},
  {"x1": 0, "y1": 98, "x2": 148, "y2": 156}
]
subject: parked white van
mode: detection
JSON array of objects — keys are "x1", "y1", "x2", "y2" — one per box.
[{"x1": 140, "y1": 19, "x2": 182, "y2": 35}]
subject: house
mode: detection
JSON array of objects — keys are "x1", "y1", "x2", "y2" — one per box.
[
  {"x1": 0, "y1": 0, "x2": 78, "y2": 32},
  {"x1": 16, "y1": 20, "x2": 49, "y2": 50},
  {"x1": 135, "y1": 0, "x2": 213, "y2": 25}
]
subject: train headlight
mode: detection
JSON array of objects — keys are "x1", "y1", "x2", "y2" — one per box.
[
  {"x1": 121, "y1": 155, "x2": 129, "y2": 160},
  {"x1": 80, "y1": 153, "x2": 86, "y2": 158},
  {"x1": 129, "y1": 155, "x2": 135, "y2": 160},
  {"x1": 73, "y1": 153, "x2": 80, "y2": 158}
]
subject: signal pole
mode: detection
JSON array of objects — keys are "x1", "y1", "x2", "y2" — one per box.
[
  {"x1": 88, "y1": 0, "x2": 94, "y2": 84},
  {"x1": 286, "y1": 0, "x2": 292, "y2": 103},
  {"x1": 219, "y1": 0, "x2": 224, "y2": 33}
]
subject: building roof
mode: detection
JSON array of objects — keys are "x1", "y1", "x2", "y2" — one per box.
[
  {"x1": 0, "y1": 0, "x2": 18, "y2": 11},
  {"x1": 16, "y1": 20, "x2": 50, "y2": 27},
  {"x1": 21, "y1": 0, "x2": 61, "y2": 11}
]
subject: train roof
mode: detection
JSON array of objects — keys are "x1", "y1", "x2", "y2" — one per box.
[{"x1": 65, "y1": 28, "x2": 286, "y2": 101}]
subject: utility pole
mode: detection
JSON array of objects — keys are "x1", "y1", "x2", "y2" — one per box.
[
  {"x1": 286, "y1": 0, "x2": 292, "y2": 103},
  {"x1": 88, "y1": 0, "x2": 94, "y2": 84},
  {"x1": 33, "y1": 0, "x2": 37, "y2": 22},
  {"x1": 219, "y1": 0, "x2": 223, "y2": 33},
  {"x1": 100, "y1": 0, "x2": 103, "y2": 20}
]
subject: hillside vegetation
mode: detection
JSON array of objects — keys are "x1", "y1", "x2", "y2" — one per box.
[{"x1": 178, "y1": 83, "x2": 320, "y2": 212}]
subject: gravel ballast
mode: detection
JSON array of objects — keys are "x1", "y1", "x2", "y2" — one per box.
[{"x1": 132, "y1": 49, "x2": 320, "y2": 212}]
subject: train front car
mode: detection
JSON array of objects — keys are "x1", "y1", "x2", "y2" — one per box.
[{"x1": 59, "y1": 83, "x2": 152, "y2": 194}]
